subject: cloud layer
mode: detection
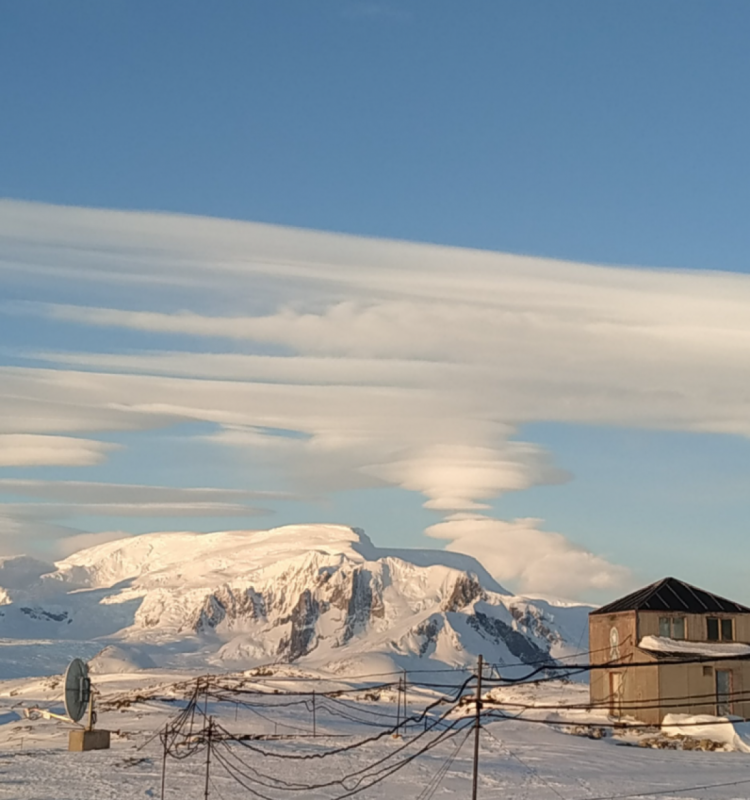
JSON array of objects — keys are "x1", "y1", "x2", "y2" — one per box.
[
  {"x1": 426, "y1": 516, "x2": 632, "y2": 599},
  {"x1": 0, "y1": 435, "x2": 118, "y2": 467},
  {"x1": 3, "y1": 200, "x2": 750, "y2": 596}
]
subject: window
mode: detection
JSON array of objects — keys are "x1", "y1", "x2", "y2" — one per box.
[
  {"x1": 658, "y1": 616, "x2": 686, "y2": 639},
  {"x1": 707, "y1": 617, "x2": 734, "y2": 641}
]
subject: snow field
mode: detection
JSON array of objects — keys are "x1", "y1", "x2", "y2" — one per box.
[{"x1": 1, "y1": 672, "x2": 750, "y2": 799}]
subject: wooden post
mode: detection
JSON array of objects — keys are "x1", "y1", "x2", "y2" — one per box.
[
  {"x1": 471, "y1": 655, "x2": 483, "y2": 800},
  {"x1": 160, "y1": 725, "x2": 169, "y2": 800},
  {"x1": 203, "y1": 718, "x2": 212, "y2": 800},
  {"x1": 402, "y1": 671, "x2": 407, "y2": 733},
  {"x1": 395, "y1": 676, "x2": 401, "y2": 732},
  {"x1": 189, "y1": 678, "x2": 199, "y2": 735}
]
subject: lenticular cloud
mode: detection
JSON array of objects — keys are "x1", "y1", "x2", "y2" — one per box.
[
  {"x1": 3, "y1": 200, "x2": 750, "y2": 597},
  {"x1": 364, "y1": 443, "x2": 568, "y2": 511},
  {"x1": 427, "y1": 516, "x2": 632, "y2": 599}
]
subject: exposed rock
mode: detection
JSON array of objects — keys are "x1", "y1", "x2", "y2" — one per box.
[
  {"x1": 509, "y1": 604, "x2": 559, "y2": 645},
  {"x1": 468, "y1": 611, "x2": 553, "y2": 665},
  {"x1": 191, "y1": 585, "x2": 266, "y2": 633},
  {"x1": 19, "y1": 607, "x2": 68, "y2": 623},
  {"x1": 443, "y1": 575, "x2": 484, "y2": 612},
  {"x1": 279, "y1": 590, "x2": 320, "y2": 661},
  {"x1": 341, "y1": 568, "x2": 374, "y2": 644},
  {"x1": 415, "y1": 617, "x2": 442, "y2": 656}
]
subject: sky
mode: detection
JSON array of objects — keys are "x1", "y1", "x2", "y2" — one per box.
[{"x1": 2, "y1": 2, "x2": 750, "y2": 603}]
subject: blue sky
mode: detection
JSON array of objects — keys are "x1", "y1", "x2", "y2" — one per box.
[{"x1": 2, "y1": 2, "x2": 750, "y2": 603}]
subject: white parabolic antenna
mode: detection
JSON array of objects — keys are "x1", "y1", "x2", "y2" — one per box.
[{"x1": 64, "y1": 658, "x2": 91, "y2": 724}]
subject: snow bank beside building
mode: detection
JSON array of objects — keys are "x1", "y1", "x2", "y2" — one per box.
[{"x1": 662, "y1": 713, "x2": 750, "y2": 752}]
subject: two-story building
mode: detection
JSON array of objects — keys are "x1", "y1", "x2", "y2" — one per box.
[{"x1": 589, "y1": 577, "x2": 750, "y2": 725}]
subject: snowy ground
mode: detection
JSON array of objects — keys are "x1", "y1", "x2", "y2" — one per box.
[{"x1": 0, "y1": 671, "x2": 749, "y2": 800}]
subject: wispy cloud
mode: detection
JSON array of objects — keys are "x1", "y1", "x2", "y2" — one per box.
[
  {"x1": 53, "y1": 530, "x2": 142, "y2": 557},
  {"x1": 2, "y1": 501, "x2": 269, "y2": 519},
  {"x1": 0, "y1": 478, "x2": 295, "y2": 505},
  {"x1": 0, "y1": 480, "x2": 282, "y2": 557},
  {"x1": 4, "y1": 200, "x2": 750, "y2": 597},
  {"x1": 0, "y1": 434, "x2": 118, "y2": 467},
  {"x1": 0, "y1": 509, "x2": 80, "y2": 559},
  {"x1": 0, "y1": 479, "x2": 290, "y2": 519}
]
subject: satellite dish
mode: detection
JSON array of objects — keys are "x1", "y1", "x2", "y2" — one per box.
[{"x1": 64, "y1": 658, "x2": 91, "y2": 723}]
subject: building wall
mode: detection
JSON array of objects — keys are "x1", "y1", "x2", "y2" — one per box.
[
  {"x1": 632, "y1": 660, "x2": 661, "y2": 726},
  {"x1": 589, "y1": 611, "x2": 638, "y2": 667},
  {"x1": 658, "y1": 661, "x2": 750, "y2": 720},
  {"x1": 590, "y1": 609, "x2": 750, "y2": 725},
  {"x1": 589, "y1": 611, "x2": 661, "y2": 723},
  {"x1": 642, "y1": 610, "x2": 750, "y2": 721}
]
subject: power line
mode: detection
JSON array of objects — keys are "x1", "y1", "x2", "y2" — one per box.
[
  {"x1": 416, "y1": 726, "x2": 472, "y2": 800},
  {"x1": 213, "y1": 698, "x2": 464, "y2": 761},
  {"x1": 482, "y1": 709, "x2": 750, "y2": 731},
  {"x1": 484, "y1": 649, "x2": 750, "y2": 684},
  {"x1": 150, "y1": 667, "x2": 750, "y2": 800},
  {"x1": 212, "y1": 718, "x2": 472, "y2": 797},
  {"x1": 481, "y1": 724, "x2": 568, "y2": 800},
  {"x1": 485, "y1": 685, "x2": 750, "y2": 713}
]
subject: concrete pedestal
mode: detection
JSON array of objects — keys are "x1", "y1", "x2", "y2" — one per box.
[{"x1": 68, "y1": 729, "x2": 111, "y2": 751}]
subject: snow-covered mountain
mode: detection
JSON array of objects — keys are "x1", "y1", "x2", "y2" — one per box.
[{"x1": 0, "y1": 525, "x2": 590, "y2": 677}]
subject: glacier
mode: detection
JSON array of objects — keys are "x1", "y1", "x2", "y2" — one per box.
[{"x1": 0, "y1": 524, "x2": 590, "y2": 678}]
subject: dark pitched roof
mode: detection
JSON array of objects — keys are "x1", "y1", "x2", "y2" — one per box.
[{"x1": 590, "y1": 577, "x2": 750, "y2": 616}]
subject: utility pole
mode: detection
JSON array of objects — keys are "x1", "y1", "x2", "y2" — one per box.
[
  {"x1": 204, "y1": 717, "x2": 213, "y2": 800},
  {"x1": 160, "y1": 724, "x2": 169, "y2": 800},
  {"x1": 189, "y1": 678, "x2": 199, "y2": 735},
  {"x1": 402, "y1": 671, "x2": 408, "y2": 734},
  {"x1": 471, "y1": 655, "x2": 483, "y2": 800},
  {"x1": 395, "y1": 676, "x2": 402, "y2": 733}
]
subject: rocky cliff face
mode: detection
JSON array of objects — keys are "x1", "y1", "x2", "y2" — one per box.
[{"x1": 0, "y1": 525, "x2": 590, "y2": 675}]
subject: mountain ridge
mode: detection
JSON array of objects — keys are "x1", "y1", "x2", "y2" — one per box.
[{"x1": 0, "y1": 524, "x2": 591, "y2": 678}]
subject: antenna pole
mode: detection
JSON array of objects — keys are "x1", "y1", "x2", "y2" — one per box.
[
  {"x1": 86, "y1": 691, "x2": 94, "y2": 732},
  {"x1": 203, "y1": 717, "x2": 213, "y2": 800},
  {"x1": 471, "y1": 654, "x2": 483, "y2": 800}
]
